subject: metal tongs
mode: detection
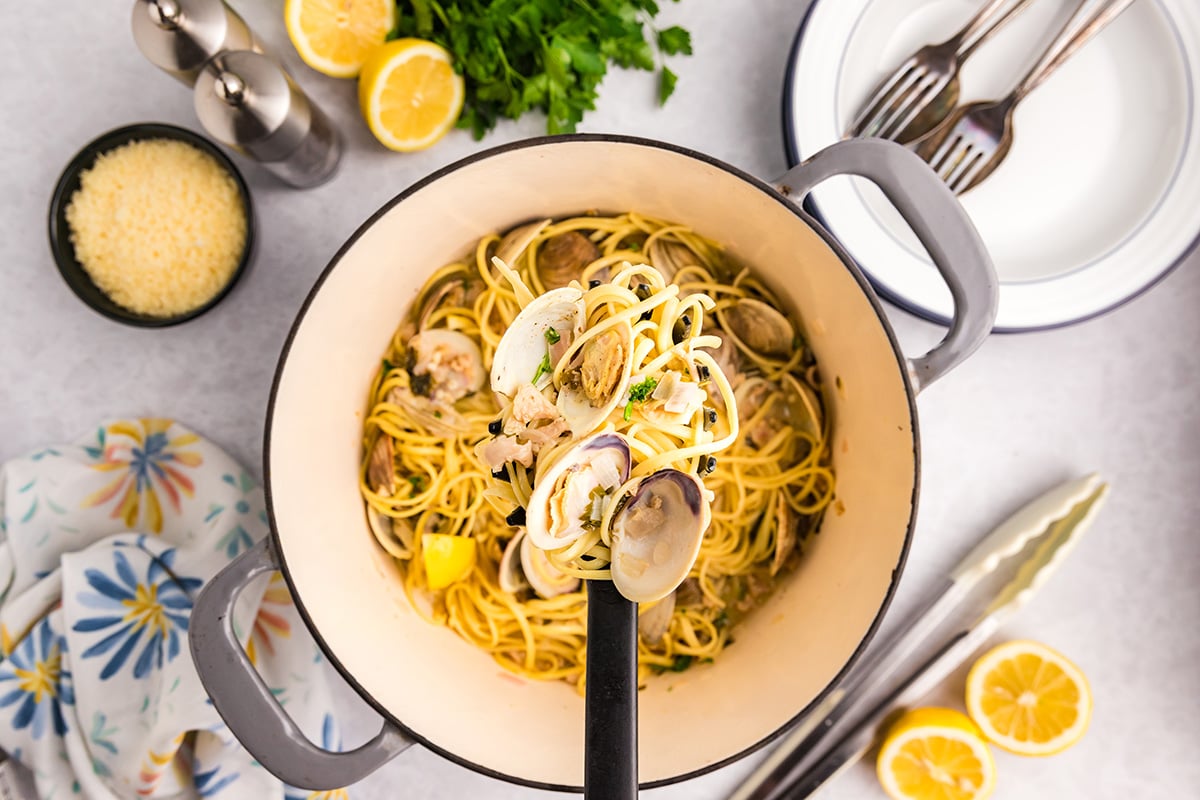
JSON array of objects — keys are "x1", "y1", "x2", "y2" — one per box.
[{"x1": 731, "y1": 473, "x2": 1110, "y2": 800}]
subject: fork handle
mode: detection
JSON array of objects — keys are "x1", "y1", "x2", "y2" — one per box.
[
  {"x1": 1014, "y1": 0, "x2": 1139, "y2": 100},
  {"x1": 956, "y1": 0, "x2": 1037, "y2": 59},
  {"x1": 776, "y1": 139, "x2": 998, "y2": 391}
]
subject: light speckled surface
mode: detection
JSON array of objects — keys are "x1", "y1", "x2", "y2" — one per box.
[{"x1": 2, "y1": 1, "x2": 1198, "y2": 798}]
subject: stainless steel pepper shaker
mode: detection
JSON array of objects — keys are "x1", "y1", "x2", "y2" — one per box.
[
  {"x1": 194, "y1": 51, "x2": 342, "y2": 189},
  {"x1": 131, "y1": 0, "x2": 263, "y2": 86}
]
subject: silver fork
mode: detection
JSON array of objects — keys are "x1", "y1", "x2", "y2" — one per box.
[
  {"x1": 847, "y1": 0, "x2": 1036, "y2": 143},
  {"x1": 916, "y1": 0, "x2": 1140, "y2": 194}
]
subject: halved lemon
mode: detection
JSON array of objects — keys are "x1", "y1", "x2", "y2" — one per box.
[
  {"x1": 284, "y1": 0, "x2": 395, "y2": 79},
  {"x1": 358, "y1": 39, "x2": 465, "y2": 152},
  {"x1": 877, "y1": 707, "x2": 997, "y2": 800},
  {"x1": 421, "y1": 533, "x2": 476, "y2": 590},
  {"x1": 966, "y1": 639, "x2": 1092, "y2": 756}
]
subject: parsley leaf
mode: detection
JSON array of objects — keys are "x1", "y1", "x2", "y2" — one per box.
[
  {"x1": 391, "y1": 1, "x2": 694, "y2": 137},
  {"x1": 623, "y1": 376, "x2": 659, "y2": 421},
  {"x1": 532, "y1": 354, "x2": 553, "y2": 384},
  {"x1": 668, "y1": 654, "x2": 693, "y2": 672},
  {"x1": 659, "y1": 65, "x2": 678, "y2": 105},
  {"x1": 628, "y1": 376, "x2": 659, "y2": 403},
  {"x1": 657, "y1": 26, "x2": 692, "y2": 56},
  {"x1": 545, "y1": 326, "x2": 561, "y2": 345}
]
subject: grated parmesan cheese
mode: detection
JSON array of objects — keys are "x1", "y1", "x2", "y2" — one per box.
[{"x1": 65, "y1": 138, "x2": 247, "y2": 317}]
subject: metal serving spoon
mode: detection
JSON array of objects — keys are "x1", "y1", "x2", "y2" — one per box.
[{"x1": 915, "y1": 0, "x2": 1140, "y2": 194}]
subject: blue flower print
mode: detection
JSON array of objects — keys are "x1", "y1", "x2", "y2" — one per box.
[
  {"x1": 72, "y1": 540, "x2": 202, "y2": 680},
  {"x1": 194, "y1": 761, "x2": 240, "y2": 797},
  {"x1": 0, "y1": 618, "x2": 75, "y2": 739}
]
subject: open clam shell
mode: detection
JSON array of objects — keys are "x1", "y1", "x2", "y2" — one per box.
[
  {"x1": 496, "y1": 218, "x2": 551, "y2": 266},
  {"x1": 721, "y1": 297, "x2": 794, "y2": 359},
  {"x1": 525, "y1": 433, "x2": 632, "y2": 551},
  {"x1": 556, "y1": 320, "x2": 635, "y2": 437},
  {"x1": 499, "y1": 528, "x2": 581, "y2": 598},
  {"x1": 407, "y1": 328, "x2": 486, "y2": 404},
  {"x1": 610, "y1": 469, "x2": 711, "y2": 603},
  {"x1": 781, "y1": 372, "x2": 824, "y2": 440},
  {"x1": 490, "y1": 287, "x2": 585, "y2": 398}
]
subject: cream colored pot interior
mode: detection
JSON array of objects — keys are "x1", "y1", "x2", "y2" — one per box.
[{"x1": 268, "y1": 139, "x2": 916, "y2": 787}]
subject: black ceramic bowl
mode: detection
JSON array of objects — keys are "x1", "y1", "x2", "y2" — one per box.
[{"x1": 48, "y1": 122, "x2": 256, "y2": 327}]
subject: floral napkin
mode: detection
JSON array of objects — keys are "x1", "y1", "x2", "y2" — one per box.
[{"x1": 0, "y1": 418, "x2": 347, "y2": 800}]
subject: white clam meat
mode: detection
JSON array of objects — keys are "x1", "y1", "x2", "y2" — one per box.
[
  {"x1": 610, "y1": 469, "x2": 711, "y2": 603},
  {"x1": 556, "y1": 321, "x2": 635, "y2": 436},
  {"x1": 525, "y1": 433, "x2": 632, "y2": 551},
  {"x1": 407, "y1": 328, "x2": 486, "y2": 404},
  {"x1": 491, "y1": 287, "x2": 585, "y2": 397}
]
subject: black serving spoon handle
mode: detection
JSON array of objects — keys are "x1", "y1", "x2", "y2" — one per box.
[{"x1": 585, "y1": 580, "x2": 638, "y2": 799}]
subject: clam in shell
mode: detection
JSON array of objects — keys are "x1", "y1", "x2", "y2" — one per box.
[
  {"x1": 525, "y1": 433, "x2": 632, "y2": 551},
  {"x1": 499, "y1": 529, "x2": 580, "y2": 598},
  {"x1": 609, "y1": 469, "x2": 711, "y2": 603},
  {"x1": 556, "y1": 321, "x2": 635, "y2": 437},
  {"x1": 490, "y1": 287, "x2": 586, "y2": 398},
  {"x1": 722, "y1": 297, "x2": 794, "y2": 359}
]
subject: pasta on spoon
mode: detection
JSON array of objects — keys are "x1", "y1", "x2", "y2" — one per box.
[{"x1": 478, "y1": 256, "x2": 737, "y2": 603}]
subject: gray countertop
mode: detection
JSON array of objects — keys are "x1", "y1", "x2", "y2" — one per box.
[{"x1": 2, "y1": 1, "x2": 1198, "y2": 798}]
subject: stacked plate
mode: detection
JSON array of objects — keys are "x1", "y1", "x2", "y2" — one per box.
[{"x1": 783, "y1": 0, "x2": 1200, "y2": 330}]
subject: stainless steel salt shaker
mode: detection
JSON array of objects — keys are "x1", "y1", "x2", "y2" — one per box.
[
  {"x1": 194, "y1": 51, "x2": 341, "y2": 189},
  {"x1": 131, "y1": 0, "x2": 263, "y2": 86}
]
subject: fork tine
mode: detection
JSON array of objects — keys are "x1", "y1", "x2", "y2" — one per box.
[
  {"x1": 876, "y1": 75, "x2": 943, "y2": 141},
  {"x1": 927, "y1": 132, "x2": 964, "y2": 175},
  {"x1": 853, "y1": 67, "x2": 923, "y2": 138},
  {"x1": 848, "y1": 59, "x2": 919, "y2": 134},
  {"x1": 949, "y1": 150, "x2": 989, "y2": 194},
  {"x1": 944, "y1": 145, "x2": 983, "y2": 191}
]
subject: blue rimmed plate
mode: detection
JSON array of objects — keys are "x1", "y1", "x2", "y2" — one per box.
[{"x1": 784, "y1": 0, "x2": 1200, "y2": 330}]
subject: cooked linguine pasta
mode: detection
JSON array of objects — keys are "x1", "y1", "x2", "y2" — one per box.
[{"x1": 360, "y1": 213, "x2": 834, "y2": 690}]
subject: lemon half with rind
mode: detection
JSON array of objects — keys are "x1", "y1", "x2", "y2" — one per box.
[
  {"x1": 358, "y1": 39, "x2": 465, "y2": 152},
  {"x1": 877, "y1": 707, "x2": 997, "y2": 800},
  {"x1": 966, "y1": 639, "x2": 1092, "y2": 756},
  {"x1": 285, "y1": 0, "x2": 396, "y2": 79}
]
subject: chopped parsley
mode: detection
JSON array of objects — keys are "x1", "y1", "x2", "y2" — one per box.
[
  {"x1": 531, "y1": 354, "x2": 553, "y2": 384},
  {"x1": 623, "y1": 376, "x2": 659, "y2": 421},
  {"x1": 407, "y1": 475, "x2": 427, "y2": 492},
  {"x1": 668, "y1": 655, "x2": 693, "y2": 672},
  {"x1": 577, "y1": 486, "x2": 610, "y2": 531},
  {"x1": 545, "y1": 326, "x2": 561, "y2": 345}
]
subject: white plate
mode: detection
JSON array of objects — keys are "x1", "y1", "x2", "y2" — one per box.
[{"x1": 784, "y1": 0, "x2": 1200, "y2": 330}]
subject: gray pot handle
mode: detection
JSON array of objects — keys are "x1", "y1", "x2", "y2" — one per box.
[
  {"x1": 775, "y1": 139, "x2": 998, "y2": 392},
  {"x1": 190, "y1": 537, "x2": 414, "y2": 790}
]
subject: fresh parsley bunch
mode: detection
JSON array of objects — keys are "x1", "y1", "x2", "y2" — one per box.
[{"x1": 393, "y1": 0, "x2": 693, "y2": 138}]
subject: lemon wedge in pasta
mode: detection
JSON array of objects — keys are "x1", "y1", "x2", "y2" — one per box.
[{"x1": 422, "y1": 534, "x2": 476, "y2": 590}]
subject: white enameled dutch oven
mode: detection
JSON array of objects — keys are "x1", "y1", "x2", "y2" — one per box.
[{"x1": 190, "y1": 136, "x2": 998, "y2": 792}]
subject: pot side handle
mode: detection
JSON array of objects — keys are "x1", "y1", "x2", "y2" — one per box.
[
  {"x1": 190, "y1": 537, "x2": 414, "y2": 790},
  {"x1": 774, "y1": 139, "x2": 998, "y2": 392}
]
